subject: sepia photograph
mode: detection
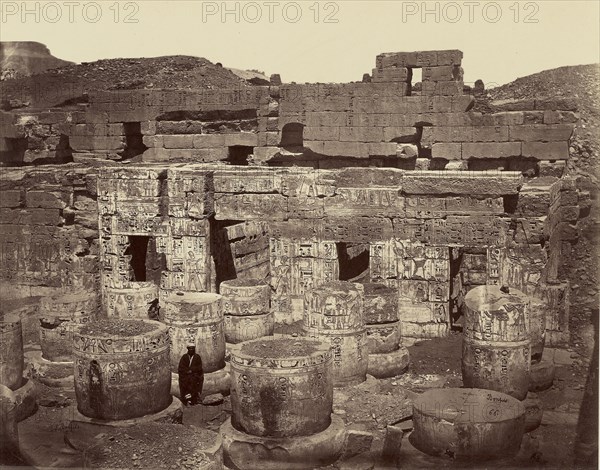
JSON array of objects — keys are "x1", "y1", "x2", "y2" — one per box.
[{"x1": 0, "y1": 1, "x2": 598, "y2": 468}]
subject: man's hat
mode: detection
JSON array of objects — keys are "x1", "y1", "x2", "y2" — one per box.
[{"x1": 187, "y1": 343, "x2": 195, "y2": 349}]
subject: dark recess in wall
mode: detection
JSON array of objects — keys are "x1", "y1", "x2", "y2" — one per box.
[{"x1": 337, "y1": 242, "x2": 369, "y2": 281}]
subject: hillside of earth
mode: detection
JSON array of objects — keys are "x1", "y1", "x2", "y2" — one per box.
[
  {"x1": 0, "y1": 41, "x2": 73, "y2": 80},
  {"x1": 0, "y1": 49, "x2": 256, "y2": 110}
]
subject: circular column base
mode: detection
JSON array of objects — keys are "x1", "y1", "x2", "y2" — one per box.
[
  {"x1": 220, "y1": 415, "x2": 346, "y2": 470},
  {"x1": 170, "y1": 364, "x2": 231, "y2": 399},
  {"x1": 523, "y1": 392, "x2": 543, "y2": 432},
  {"x1": 25, "y1": 348, "x2": 73, "y2": 389},
  {"x1": 529, "y1": 357, "x2": 555, "y2": 392},
  {"x1": 70, "y1": 396, "x2": 183, "y2": 427},
  {"x1": 367, "y1": 347, "x2": 410, "y2": 379},
  {"x1": 0, "y1": 378, "x2": 37, "y2": 422}
]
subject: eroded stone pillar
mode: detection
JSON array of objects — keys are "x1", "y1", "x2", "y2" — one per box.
[
  {"x1": 0, "y1": 390, "x2": 20, "y2": 462},
  {"x1": 462, "y1": 285, "x2": 531, "y2": 400},
  {"x1": 73, "y1": 319, "x2": 176, "y2": 422},
  {"x1": 220, "y1": 279, "x2": 274, "y2": 344},
  {"x1": 221, "y1": 336, "x2": 346, "y2": 470},
  {"x1": 0, "y1": 312, "x2": 24, "y2": 391},
  {"x1": 159, "y1": 290, "x2": 230, "y2": 399},
  {"x1": 362, "y1": 283, "x2": 410, "y2": 378},
  {"x1": 160, "y1": 291, "x2": 225, "y2": 373},
  {"x1": 528, "y1": 297, "x2": 546, "y2": 363},
  {"x1": 230, "y1": 337, "x2": 333, "y2": 437},
  {"x1": 1, "y1": 312, "x2": 37, "y2": 422},
  {"x1": 303, "y1": 281, "x2": 367, "y2": 386},
  {"x1": 39, "y1": 292, "x2": 99, "y2": 362},
  {"x1": 105, "y1": 282, "x2": 159, "y2": 319}
]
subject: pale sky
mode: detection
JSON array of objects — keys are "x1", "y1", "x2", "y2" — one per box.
[{"x1": 1, "y1": 0, "x2": 599, "y2": 86}]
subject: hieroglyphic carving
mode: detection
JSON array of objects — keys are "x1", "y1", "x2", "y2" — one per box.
[
  {"x1": 304, "y1": 282, "x2": 364, "y2": 332},
  {"x1": 399, "y1": 280, "x2": 429, "y2": 302},
  {"x1": 370, "y1": 241, "x2": 398, "y2": 281},
  {"x1": 73, "y1": 329, "x2": 169, "y2": 355},
  {"x1": 326, "y1": 188, "x2": 405, "y2": 217},
  {"x1": 429, "y1": 281, "x2": 449, "y2": 302},
  {"x1": 487, "y1": 247, "x2": 503, "y2": 285}
]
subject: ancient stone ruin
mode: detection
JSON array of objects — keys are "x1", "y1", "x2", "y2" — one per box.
[{"x1": 0, "y1": 49, "x2": 595, "y2": 468}]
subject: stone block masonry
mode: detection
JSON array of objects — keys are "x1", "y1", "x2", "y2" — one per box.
[
  {"x1": 0, "y1": 166, "x2": 100, "y2": 298},
  {"x1": 0, "y1": 49, "x2": 586, "y2": 345},
  {"x1": 1, "y1": 49, "x2": 575, "y2": 172}
]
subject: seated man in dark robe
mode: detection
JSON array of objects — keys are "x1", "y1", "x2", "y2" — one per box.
[{"x1": 178, "y1": 344, "x2": 204, "y2": 406}]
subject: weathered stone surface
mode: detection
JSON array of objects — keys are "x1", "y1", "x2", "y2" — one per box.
[
  {"x1": 381, "y1": 424, "x2": 404, "y2": 466},
  {"x1": 372, "y1": 67, "x2": 410, "y2": 83},
  {"x1": 539, "y1": 281, "x2": 570, "y2": 346},
  {"x1": 0, "y1": 385, "x2": 20, "y2": 459},
  {"x1": 529, "y1": 357, "x2": 555, "y2": 392},
  {"x1": 104, "y1": 283, "x2": 159, "y2": 319},
  {"x1": 215, "y1": 193, "x2": 288, "y2": 220},
  {"x1": 221, "y1": 415, "x2": 346, "y2": 470},
  {"x1": 421, "y1": 80, "x2": 463, "y2": 96},
  {"x1": 366, "y1": 322, "x2": 400, "y2": 354},
  {"x1": 523, "y1": 392, "x2": 543, "y2": 432},
  {"x1": 220, "y1": 279, "x2": 271, "y2": 316},
  {"x1": 342, "y1": 429, "x2": 374, "y2": 458},
  {"x1": 402, "y1": 171, "x2": 523, "y2": 196},
  {"x1": 431, "y1": 143, "x2": 462, "y2": 160},
  {"x1": 377, "y1": 50, "x2": 462, "y2": 68},
  {"x1": 159, "y1": 291, "x2": 225, "y2": 373},
  {"x1": 73, "y1": 320, "x2": 172, "y2": 421},
  {"x1": 411, "y1": 388, "x2": 525, "y2": 459},
  {"x1": 521, "y1": 141, "x2": 570, "y2": 160},
  {"x1": 304, "y1": 330, "x2": 368, "y2": 387},
  {"x1": 38, "y1": 292, "x2": 99, "y2": 362},
  {"x1": 462, "y1": 337, "x2": 531, "y2": 400},
  {"x1": 0, "y1": 379, "x2": 37, "y2": 422},
  {"x1": 304, "y1": 282, "x2": 364, "y2": 332},
  {"x1": 462, "y1": 142, "x2": 522, "y2": 159},
  {"x1": 224, "y1": 312, "x2": 274, "y2": 344},
  {"x1": 230, "y1": 337, "x2": 333, "y2": 438},
  {"x1": 367, "y1": 347, "x2": 410, "y2": 379},
  {"x1": 528, "y1": 297, "x2": 547, "y2": 362},
  {"x1": 509, "y1": 124, "x2": 573, "y2": 142},
  {"x1": 0, "y1": 313, "x2": 24, "y2": 391},
  {"x1": 464, "y1": 285, "x2": 530, "y2": 342},
  {"x1": 362, "y1": 283, "x2": 398, "y2": 324},
  {"x1": 24, "y1": 347, "x2": 73, "y2": 388},
  {"x1": 472, "y1": 126, "x2": 510, "y2": 142}
]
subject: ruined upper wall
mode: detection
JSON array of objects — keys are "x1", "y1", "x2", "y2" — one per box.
[{"x1": 0, "y1": 49, "x2": 577, "y2": 173}]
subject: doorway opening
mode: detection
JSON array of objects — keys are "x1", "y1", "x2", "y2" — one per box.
[{"x1": 336, "y1": 242, "x2": 369, "y2": 281}]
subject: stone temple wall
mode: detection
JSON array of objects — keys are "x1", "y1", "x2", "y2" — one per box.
[
  {"x1": 0, "y1": 167, "x2": 99, "y2": 297},
  {"x1": 0, "y1": 49, "x2": 586, "y2": 345}
]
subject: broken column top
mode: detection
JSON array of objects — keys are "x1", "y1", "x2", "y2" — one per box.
[
  {"x1": 231, "y1": 337, "x2": 332, "y2": 367},
  {"x1": 413, "y1": 388, "x2": 525, "y2": 424},
  {"x1": 464, "y1": 285, "x2": 529, "y2": 312}
]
